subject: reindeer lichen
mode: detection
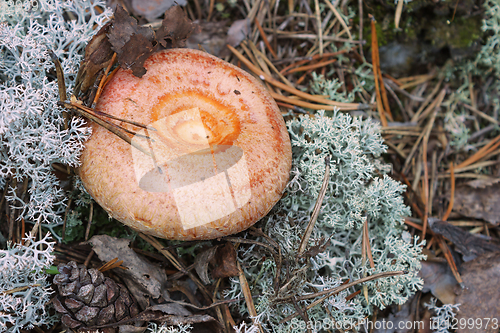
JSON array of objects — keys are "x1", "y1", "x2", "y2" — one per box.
[
  {"x1": 226, "y1": 110, "x2": 425, "y2": 332},
  {"x1": 0, "y1": 232, "x2": 56, "y2": 333},
  {"x1": 0, "y1": 0, "x2": 111, "y2": 236}
]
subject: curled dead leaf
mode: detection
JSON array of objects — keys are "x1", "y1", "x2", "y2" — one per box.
[
  {"x1": 212, "y1": 243, "x2": 239, "y2": 280},
  {"x1": 75, "y1": 4, "x2": 197, "y2": 98}
]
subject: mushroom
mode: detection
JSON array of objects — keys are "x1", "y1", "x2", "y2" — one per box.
[{"x1": 78, "y1": 48, "x2": 292, "y2": 240}]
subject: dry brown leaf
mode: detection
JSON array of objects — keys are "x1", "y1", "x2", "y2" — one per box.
[
  {"x1": 212, "y1": 243, "x2": 239, "y2": 279},
  {"x1": 118, "y1": 326, "x2": 147, "y2": 333},
  {"x1": 226, "y1": 19, "x2": 250, "y2": 48},
  {"x1": 107, "y1": 4, "x2": 155, "y2": 77},
  {"x1": 130, "y1": 0, "x2": 187, "y2": 21},
  {"x1": 419, "y1": 259, "x2": 457, "y2": 304},
  {"x1": 430, "y1": 220, "x2": 500, "y2": 261},
  {"x1": 75, "y1": 21, "x2": 114, "y2": 95},
  {"x1": 186, "y1": 20, "x2": 228, "y2": 56},
  {"x1": 194, "y1": 246, "x2": 218, "y2": 285},
  {"x1": 88, "y1": 235, "x2": 168, "y2": 308},
  {"x1": 466, "y1": 177, "x2": 500, "y2": 189},
  {"x1": 453, "y1": 183, "x2": 500, "y2": 225},
  {"x1": 372, "y1": 294, "x2": 419, "y2": 333},
  {"x1": 155, "y1": 6, "x2": 197, "y2": 49},
  {"x1": 93, "y1": 304, "x2": 219, "y2": 332},
  {"x1": 455, "y1": 252, "x2": 500, "y2": 333},
  {"x1": 75, "y1": 3, "x2": 197, "y2": 101}
]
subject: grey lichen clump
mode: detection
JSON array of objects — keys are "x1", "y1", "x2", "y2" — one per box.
[
  {"x1": 0, "y1": 0, "x2": 111, "y2": 236},
  {"x1": 225, "y1": 110, "x2": 425, "y2": 332},
  {"x1": 0, "y1": 232, "x2": 56, "y2": 333}
]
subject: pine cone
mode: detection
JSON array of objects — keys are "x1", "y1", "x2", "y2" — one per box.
[{"x1": 52, "y1": 261, "x2": 139, "y2": 332}]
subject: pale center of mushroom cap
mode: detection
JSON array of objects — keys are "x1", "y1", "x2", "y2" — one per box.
[
  {"x1": 130, "y1": 106, "x2": 251, "y2": 230},
  {"x1": 173, "y1": 118, "x2": 213, "y2": 146}
]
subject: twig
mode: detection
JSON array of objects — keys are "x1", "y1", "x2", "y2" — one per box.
[
  {"x1": 460, "y1": 102, "x2": 499, "y2": 126},
  {"x1": 237, "y1": 261, "x2": 265, "y2": 333},
  {"x1": 277, "y1": 271, "x2": 406, "y2": 322},
  {"x1": 84, "y1": 201, "x2": 93, "y2": 241},
  {"x1": 421, "y1": 90, "x2": 445, "y2": 238},
  {"x1": 138, "y1": 233, "x2": 213, "y2": 303},
  {"x1": 395, "y1": 0, "x2": 404, "y2": 29},
  {"x1": 323, "y1": 0, "x2": 353, "y2": 40},
  {"x1": 442, "y1": 163, "x2": 455, "y2": 221},
  {"x1": 298, "y1": 156, "x2": 330, "y2": 256},
  {"x1": 314, "y1": 0, "x2": 323, "y2": 56}
]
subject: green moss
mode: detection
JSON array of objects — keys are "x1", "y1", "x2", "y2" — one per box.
[{"x1": 425, "y1": 16, "x2": 481, "y2": 49}]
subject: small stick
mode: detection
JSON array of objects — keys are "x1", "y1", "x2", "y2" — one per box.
[
  {"x1": 442, "y1": 162, "x2": 455, "y2": 221},
  {"x1": 277, "y1": 271, "x2": 406, "y2": 322},
  {"x1": 314, "y1": 0, "x2": 323, "y2": 56},
  {"x1": 84, "y1": 202, "x2": 93, "y2": 241},
  {"x1": 323, "y1": 0, "x2": 353, "y2": 40},
  {"x1": 237, "y1": 261, "x2": 265, "y2": 333},
  {"x1": 1, "y1": 284, "x2": 41, "y2": 295},
  {"x1": 138, "y1": 233, "x2": 213, "y2": 303},
  {"x1": 298, "y1": 156, "x2": 330, "y2": 257},
  {"x1": 395, "y1": 0, "x2": 404, "y2": 29}
]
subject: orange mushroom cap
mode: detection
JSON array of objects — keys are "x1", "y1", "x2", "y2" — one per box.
[{"x1": 79, "y1": 48, "x2": 292, "y2": 240}]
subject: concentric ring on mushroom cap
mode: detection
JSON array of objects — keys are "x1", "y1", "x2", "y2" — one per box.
[{"x1": 79, "y1": 48, "x2": 292, "y2": 240}]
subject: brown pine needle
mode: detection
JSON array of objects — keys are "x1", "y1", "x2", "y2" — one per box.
[
  {"x1": 255, "y1": 18, "x2": 278, "y2": 59},
  {"x1": 93, "y1": 52, "x2": 117, "y2": 105},
  {"x1": 270, "y1": 92, "x2": 350, "y2": 110},
  {"x1": 404, "y1": 218, "x2": 427, "y2": 232},
  {"x1": 455, "y1": 134, "x2": 500, "y2": 169},
  {"x1": 286, "y1": 58, "x2": 337, "y2": 74},
  {"x1": 364, "y1": 220, "x2": 375, "y2": 268},
  {"x1": 280, "y1": 50, "x2": 349, "y2": 75},
  {"x1": 98, "y1": 258, "x2": 127, "y2": 272},
  {"x1": 296, "y1": 70, "x2": 312, "y2": 85},
  {"x1": 437, "y1": 235, "x2": 464, "y2": 287},
  {"x1": 228, "y1": 44, "x2": 364, "y2": 110},
  {"x1": 422, "y1": 139, "x2": 429, "y2": 239},
  {"x1": 346, "y1": 289, "x2": 362, "y2": 301},
  {"x1": 442, "y1": 162, "x2": 455, "y2": 221},
  {"x1": 369, "y1": 15, "x2": 388, "y2": 127}
]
